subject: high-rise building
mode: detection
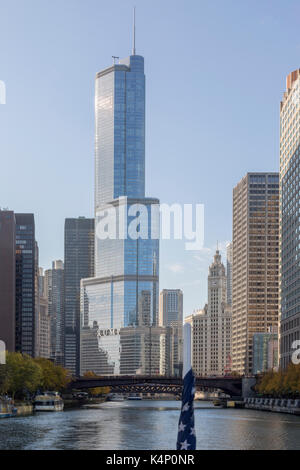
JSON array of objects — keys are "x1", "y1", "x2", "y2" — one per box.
[
  {"x1": 46, "y1": 260, "x2": 64, "y2": 365},
  {"x1": 232, "y1": 173, "x2": 279, "y2": 375},
  {"x1": 15, "y1": 213, "x2": 37, "y2": 357},
  {"x1": 226, "y1": 242, "x2": 233, "y2": 306},
  {"x1": 0, "y1": 210, "x2": 16, "y2": 352},
  {"x1": 159, "y1": 289, "x2": 183, "y2": 376},
  {"x1": 80, "y1": 34, "x2": 160, "y2": 376},
  {"x1": 186, "y1": 250, "x2": 232, "y2": 376},
  {"x1": 37, "y1": 268, "x2": 50, "y2": 358},
  {"x1": 64, "y1": 217, "x2": 94, "y2": 375},
  {"x1": 252, "y1": 327, "x2": 278, "y2": 375},
  {"x1": 280, "y1": 70, "x2": 300, "y2": 369}
]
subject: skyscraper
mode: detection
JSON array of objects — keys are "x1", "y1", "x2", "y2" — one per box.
[
  {"x1": 64, "y1": 217, "x2": 94, "y2": 375},
  {"x1": 15, "y1": 213, "x2": 37, "y2": 357},
  {"x1": 185, "y1": 250, "x2": 231, "y2": 376},
  {"x1": 159, "y1": 289, "x2": 183, "y2": 376},
  {"x1": 226, "y1": 242, "x2": 233, "y2": 306},
  {"x1": 280, "y1": 69, "x2": 300, "y2": 368},
  {"x1": 46, "y1": 260, "x2": 64, "y2": 365},
  {"x1": 80, "y1": 27, "x2": 160, "y2": 376},
  {"x1": 232, "y1": 173, "x2": 279, "y2": 375},
  {"x1": 0, "y1": 210, "x2": 16, "y2": 352},
  {"x1": 37, "y1": 268, "x2": 50, "y2": 359}
]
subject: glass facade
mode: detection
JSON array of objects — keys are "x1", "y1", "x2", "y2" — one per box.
[
  {"x1": 80, "y1": 54, "x2": 161, "y2": 376},
  {"x1": 64, "y1": 218, "x2": 94, "y2": 376}
]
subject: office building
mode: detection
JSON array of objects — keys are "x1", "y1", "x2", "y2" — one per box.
[
  {"x1": 186, "y1": 250, "x2": 232, "y2": 376},
  {"x1": 252, "y1": 327, "x2": 279, "y2": 375},
  {"x1": 15, "y1": 213, "x2": 37, "y2": 357},
  {"x1": 64, "y1": 217, "x2": 94, "y2": 375},
  {"x1": 45, "y1": 260, "x2": 64, "y2": 365},
  {"x1": 226, "y1": 242, "x2": 233, "y2": 306},
  {"x1": 37, "y1": 268, "x2": 50, "y2": 358},
  {"x1": 159, "y1": 289, "x2": 183, "y2": 376},
  {"x1": 0, "y1": 210, "x2": 16, "y2": 352},
  {"x1": 232, "y1": 173, "x2": 279, "y2": 375},
  {"x1": 280, "y1": 69, "x2": 300, "y2": 368},
  {"x1": 80, "y1": 33, "x2": 160, "y2": 376}
]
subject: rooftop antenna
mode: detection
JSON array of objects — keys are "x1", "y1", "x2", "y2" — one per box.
[{"x1": 132, "y1": 6, "x2": 136, "y2": 55}]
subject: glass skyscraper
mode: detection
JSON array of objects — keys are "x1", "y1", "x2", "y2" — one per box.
[{"x1": 80, "y1": 50, "x2": 161, "y2": 376}]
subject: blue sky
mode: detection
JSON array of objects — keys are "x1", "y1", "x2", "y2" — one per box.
[{"x1": 0, "y1": 0, "x2": 299, "y2": 315}]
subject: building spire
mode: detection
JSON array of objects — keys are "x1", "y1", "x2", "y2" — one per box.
[{"x1": 132, "y1": 6, "x2": 136, "y2": 55}]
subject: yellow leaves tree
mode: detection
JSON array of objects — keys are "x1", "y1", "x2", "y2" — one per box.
[
  {"x1": 83, "y1": 371, "x2": 110, "y2": 396},
  {"x1": 34, "y1": 357, "x2": 71, "y2": 392},
  {"x1": 256, "y1": 364, "x2": 300, "y2": 397}
]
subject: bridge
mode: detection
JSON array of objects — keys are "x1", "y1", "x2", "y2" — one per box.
[{"x1": 70, "y1": 375, "x2": 245, "y2": 398}]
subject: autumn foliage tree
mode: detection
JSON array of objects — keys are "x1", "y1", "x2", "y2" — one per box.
[{"x1": 256, "y1": 364, "x2": 300, "y2": 397}]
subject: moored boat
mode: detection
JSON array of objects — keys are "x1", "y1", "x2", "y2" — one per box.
[{"x1": 34, "y1": 391, "x2": 64, "y2": 412}]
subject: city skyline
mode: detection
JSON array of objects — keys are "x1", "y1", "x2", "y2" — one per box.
[{"x1": 1, "y1": 0, "x2": 300, "y2": 316}]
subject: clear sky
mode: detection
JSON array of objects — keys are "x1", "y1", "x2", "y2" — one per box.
[{"x1": 0, "y1": 0, "x2": 299, "y2": 316}]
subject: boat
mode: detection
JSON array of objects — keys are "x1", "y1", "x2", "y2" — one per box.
[
  {"x1": 0, "y1": 400, "x2": 17, "y2": 418},
  {"x1": 34, "y1": 391, "x2": 64, "y2": 412},
  {"x1": 107, "y1": 393, "x2": 125, "y2": 402},
  {"x1": 127, "y1": 395, "x2": 142, "y2": 401}
]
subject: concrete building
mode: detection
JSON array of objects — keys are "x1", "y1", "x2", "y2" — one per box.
[
  {"x1": 159, "y1": 289, "x2": 183, "y2": 376},
  {"x1": 226, "y1": 242, "x2": 233, "y2": 306},
  {"x1": 15, "y1": 213, "x2": 37, "y2": 357},
  {"x1": 37, "y1": 268, "x2": 50, "y2": 358},
  {"x1": 232, "y1": 173, "x2": 279, "y2": 375},
  {"x1": 280, "y1": 69, "x2": 300, "y2": 369},
  {"x1": 0, "y1": 210, "x2": 16, "y2": 352},
  {"x1": 64, "y1": 217, "x2": 94, "y2": 376},
  {"x1": 46, "y1": 260, "x2": 64, "y2": 365},
  {"x1": 186, "y1": 250, "x2": 232, "y2": 376}
]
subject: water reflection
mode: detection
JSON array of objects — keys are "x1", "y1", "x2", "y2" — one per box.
[{"x1": 0, "y1": 401, "x2": 299, "y2": 450}]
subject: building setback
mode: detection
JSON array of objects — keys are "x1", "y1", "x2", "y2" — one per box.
[
  {"x1": 280, "y1": 70, "x2": 300, "y2": 369},
  {"x1": 64, "y1": 217, "x2": 94, "y2": 376},
  {"x1": 0, "y1": 210, "x2": 16, "y2": 352},
  {"x1": 15, "y1": 214, "x2": 37, "y2": 357},
  {"x1": 232, "y1": 173, "x2": 279, "y2": 375}
]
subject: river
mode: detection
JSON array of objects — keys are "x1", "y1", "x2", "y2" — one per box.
[{"x1": 0, "y1": 400, "x2": 299, "y2": 450}]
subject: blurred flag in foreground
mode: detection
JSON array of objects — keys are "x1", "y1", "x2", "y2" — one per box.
[{"x1": 176, "y1": 367, "x2": 196, "y2": 450}]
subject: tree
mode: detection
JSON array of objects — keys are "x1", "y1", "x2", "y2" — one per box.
[
  {"x1": 83, "y1": 371, "x2": 110, "y2": 396},
  {"x1": 34, "y1": 358, "x2": 71, "y2": 392},
  {"x1": 6, "y1": 352, "x2": 42, "y2": 399}
]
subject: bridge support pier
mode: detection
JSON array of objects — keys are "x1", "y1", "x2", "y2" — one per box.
[{"x1": 242, "y1": 377, "x2": 257, "y2": 398}]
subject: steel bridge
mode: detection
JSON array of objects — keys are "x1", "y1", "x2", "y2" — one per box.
[{"x1": 70, "y1": 375, "x2": 243, "y2": 398}]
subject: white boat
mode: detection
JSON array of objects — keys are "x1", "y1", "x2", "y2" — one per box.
[
  {"x1": 107, "y1": 393, "x2": 125, "y2": 402},
  {"x1": 127, "y1": 395, "x2": 142, "y2": 401},
  {"x1": 34, "y1": 392, "x2": 64, "y2": 412}
]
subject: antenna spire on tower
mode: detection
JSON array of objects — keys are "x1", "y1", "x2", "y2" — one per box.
[{"x1": 132, "y1": 6, "x2": 136, "y2": 55}]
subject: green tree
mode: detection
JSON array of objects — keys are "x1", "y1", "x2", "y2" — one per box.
[
  {"x1": 6, "y1": 352, "x2": 42, "y2": 399},
  {"x1": 34, "y1": 357, "x2": 71, "y2": 392}
]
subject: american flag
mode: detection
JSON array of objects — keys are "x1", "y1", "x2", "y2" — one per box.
[{"x1": 176, "y1": 368, "x2": 196, "y2": 450}]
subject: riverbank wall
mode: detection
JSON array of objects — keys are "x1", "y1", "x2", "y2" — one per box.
[{"x1": 244, "y1": 397, "x2": 300, "y2": 415}]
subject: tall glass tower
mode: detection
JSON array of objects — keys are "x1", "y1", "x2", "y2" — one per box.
[{"x1": 80, "y1": 38, "x2": 163, "y2": 376}]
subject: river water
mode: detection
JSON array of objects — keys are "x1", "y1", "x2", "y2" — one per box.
[{"x1": 0, "y1": 400, "x2": 299, "y2": 450}]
